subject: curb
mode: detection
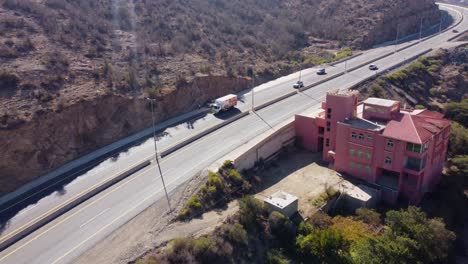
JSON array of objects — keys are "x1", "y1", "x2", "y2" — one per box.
[
  {"x1": 349, "y1": 48, "x2": 434, "y2": 90},
  {"x1": 0, "y1": 108, "x2": 210, "y2": 210},
  {"x1": 160, "y1": 112, "x2": 250, "y2": 157},
  {"x1": 0, "y1": 160, "x2": 151, "y2": 251}
]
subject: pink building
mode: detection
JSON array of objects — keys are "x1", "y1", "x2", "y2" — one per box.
[{"x1": 295, "y1": 90, "x2": 450, "y2": 204}]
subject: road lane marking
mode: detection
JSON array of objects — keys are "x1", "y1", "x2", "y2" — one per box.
[
  {"x1": 79, "y1": 208, "x2": 110, "y2": 229},
  {"x1": 0, "y1": 166, "x2": 153, "y2": 263},
  {"x1": 0, "y1": 156, "x2": 151, "y2": 245},
  {"x1": 1, "y1": 109, "x2": 244, "y2": 247},
  {"x1": 50, "y1": 128, "x2": 260, "y2": 264}
]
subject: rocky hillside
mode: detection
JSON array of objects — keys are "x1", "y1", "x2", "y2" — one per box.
[{"x1": 0, "y1": 0, "x2": 441, "y2": 194}]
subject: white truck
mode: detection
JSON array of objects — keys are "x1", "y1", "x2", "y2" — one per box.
[{"x1": 211, "y1": 94, "x2": 238, "y2": 114}]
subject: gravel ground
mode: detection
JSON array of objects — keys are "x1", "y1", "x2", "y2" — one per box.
[{"x1": 73, "y1": 170, "x2": 207, "y2": 264}]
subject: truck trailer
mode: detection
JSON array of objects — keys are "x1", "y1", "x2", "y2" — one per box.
[{"x1": 211, "y1": 94, "x2": 238, "y2": 114}]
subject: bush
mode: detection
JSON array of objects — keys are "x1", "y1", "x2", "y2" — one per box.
[
  {"x1": 368, "y1": 83, "x2": 385, "y2": 98},
  {"x1": 312, "y1": 185, "x2": 339, "y2": 207},
  {"x1": 333, "y1": 47, "x2": 353, "y2": 61},
  {"x1": 445, "y1": 99, "x2": 468, "y2": 127},
  {"x1": 385, "y1": 206, "x2": 455, "y2": 263},
  {"x1": 238, "y1": 196, "x2": 266, "y2": 229},
  {"x1": 147, "y1": 87, "x2": 158, "y2": 99},
  {"x1": 187, "y1": 196, "x2": 202, "y2": 210},
  {"x1": 208, "y1": 171, "x2": 224, "y2": 189},
  {"x1": 266, "y1": 249, "x2": 290, "y2": 264},
  {"x1": 223, "y1": 223, "x2": 248, "y2": 245},
  {"x1": 355, "y1": 208, "x2": 381, "y2": 226},
  {"x1": 227, "y1": 169, "x2": 243, "y2": 183},
  {"x1": 449, "y1": 122, "x2": 468, "y2": 156},
  {"x1": 0, "y1": 70, "x2": 20, "y2": 90},
  {"x1": 135, "y1": 256, "x2": 157, "y2": 264},
  {"x1": 296, "y1": 228, "x2": 349, "y2": 263}
]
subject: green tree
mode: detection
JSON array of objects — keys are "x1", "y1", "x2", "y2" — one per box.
[
  {"x1": 449, "y1": 122, "x2": 468, "y2": 156},
  {"x1": 351, "y1": 231, "x2": 418, "y2": 264},
  {"x1": 385, "y1": 206, "x2": 455, "y2": 263},
  {"x1": 296, "y1": 228, "x2": 350, "y2": 264},
  {"x1": 238, "y1": 196, "x2": 266, "y2": 229},
  {"x1": 445, "y1": 99, "x2": 468, "y2": 127},
  {"x1": 354, "y1": 208, "x2": 381, "y2": 226}
]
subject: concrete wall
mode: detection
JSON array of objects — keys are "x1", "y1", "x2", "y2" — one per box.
[{"x1": 227, "y1": 118, "x2": 296, "y2": 172}]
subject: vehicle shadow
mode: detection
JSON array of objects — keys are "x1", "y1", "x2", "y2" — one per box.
[
  {"x1": 213, "y1": 108, "x2": 242, "y2": 120},
  {"x1": 0, "y1": 110, "x2": 211, "y2": 227}
]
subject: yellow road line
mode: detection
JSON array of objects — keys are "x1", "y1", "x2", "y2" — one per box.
[
  {"x1": 0, "y1": 165, "x2": 153, "y2": 262},
  {"x1": 0, "y1": 156, "x2": 150, "y2": 244}
]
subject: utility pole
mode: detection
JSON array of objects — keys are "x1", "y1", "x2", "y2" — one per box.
[
  {"x1": 298, "y1": 63, "x2": 302, "y2": 82},
  {"x1": 419, "y1": 17, "x2": 423, "y2": 42},
  {"x1": 394, "y1": 23, "x2": 400, "y2": 53},
  {"x1": 147, "y1": 98, "x2": 172, "y2": 212},
  {"x1": 250, "y1": 66, "x2": 255, "y2": 111},
  {"x1": 439, "y1": 11, "x2": 443, "y2": 34}
]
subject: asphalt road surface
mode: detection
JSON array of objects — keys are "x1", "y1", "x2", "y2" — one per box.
[{"x1": 0, "y1": 3, "x2": 466, "y2": 264}]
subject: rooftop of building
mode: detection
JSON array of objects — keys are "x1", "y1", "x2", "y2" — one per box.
[
  {"x1": 264, "y1": 191, "x2": 298, "y2": 209},
  {"x1": 342, "y1": 118, "x2": 386, "y2": 131},
  {"x1": 383, "y1": 111, "x2": 451, "y2": 144},
  {"x1": 327, "y1": 89, "x2": 359, "y2": 97},
  {"x1": 363, "y1": 97, "x2": 399, "y2": 108}
]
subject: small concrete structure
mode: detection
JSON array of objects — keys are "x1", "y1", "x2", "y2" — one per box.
[
  {"x1": 264, "y1": 191, "x2": 298, "y2": 217},
  {"x1": 344, "y1": 184, "x2": 381, "y2": 211}
]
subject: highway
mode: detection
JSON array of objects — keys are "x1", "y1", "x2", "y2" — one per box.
[{"x1": 0, "y1": 3, "x2": 466, "y2": 264}]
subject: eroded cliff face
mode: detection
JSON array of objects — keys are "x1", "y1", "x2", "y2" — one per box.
[{"x1": 0, "y1": 76, "x2": 250, "y2": 195}]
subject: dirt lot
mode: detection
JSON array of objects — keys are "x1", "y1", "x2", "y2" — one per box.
[
  {"x1": 74, "y1": 150, "x2": 354, "y2": 264},
  {"x1": 255, "y1": 151, "x2": 347, "y2": 218}
]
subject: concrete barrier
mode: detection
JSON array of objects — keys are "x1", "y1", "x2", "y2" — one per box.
[
  {"x1": 448, "y1": 29, "x2": 468, "y2": 41},
  {"x1": 349, "y1": 48, "x2": 433, "y2": 90},
  {"x1": 330, "y1": 52, "x2": 364, "y2": 66},
  {"x1": 0, "y1": 108, "x2": 210, "y2": 210},
  {"x1": 0, "y1": 160, "x2": 151, "y2": 251},
  {"x1": 161, "y1": 111, "x2": 250, "y2": 157}
]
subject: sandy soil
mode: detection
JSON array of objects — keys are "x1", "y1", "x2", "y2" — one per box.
[
  {"x1": 255, "y1": 151, "x2": 348, "y2": 218},
  {"x1": 74, "y1": 150, "x2": 357, "y2": 264}
]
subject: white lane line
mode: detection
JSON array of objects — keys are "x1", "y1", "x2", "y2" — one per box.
[{"x1": 79, "y1": 208, "x2": 110, "y2": 229}]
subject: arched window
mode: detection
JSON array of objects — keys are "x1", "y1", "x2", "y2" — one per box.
[
  {"x1": 387, "y1": 139, "x2": 394, "y2": 147},
  {"x1": 358, "y1": 134, "x2": 364, "y2": 140},
  {"x1": 351, "y1": 132, "x2": 357, "y2": 138},
  {"x1": 385, "y1": 156, "x2": 392, "y2": 164}
]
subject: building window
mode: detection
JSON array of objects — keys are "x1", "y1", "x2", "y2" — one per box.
[
  {"x1": 406, "y1": 143, "x2": 422, "y2": 153},
  {"x1": 358, "y1": 134, "x2": 364, "y2": 140},
  {"x1": 366, "y1": 152, "x2": 372, "y2": 160},
  {"x1": 349, "y1": 149, "x2": 355, "y2": 156},
  {"x1": 385, "y1": 156, "x2": 392, "y2": 164},
  {"x1": 405, "y1": 157, "x2": 422, "y2": 171},
  {"x1": 357, "y1": 150, "x2": 363, "y2": 158},
  {"x1": 326, "y1": 121, "x2": 331, "y2": 132},
  {"x1": 325, "y1": 138, "x2": 330, "y2": 147},
  {"x1": 327, "y1": 114, "x2": 331, "y2": 119},
  {"x1": 349, "y1": 161, "x2": 355, "y2": 168},
  {"x1": 351, "y1": 132, "x2": 357, "y2": 139},
  {"x1": 365, "y1": 165, "x2": 371, "y2": 172},
  {"x1": 327, "y1": 108, "x2": 332, "y2": 114},
  {"x1": 367, "y1": 135, "x2": 373, "y2": 141},
  {"x1": 357, "y1": 163, "x2": 362, "y2": 169},
  {"x1": 319, "y1": 127, "x2": 324, "y2": 135},
  {"x1": 387, "y1": 139, "x2": 394, "y2": 147}
]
